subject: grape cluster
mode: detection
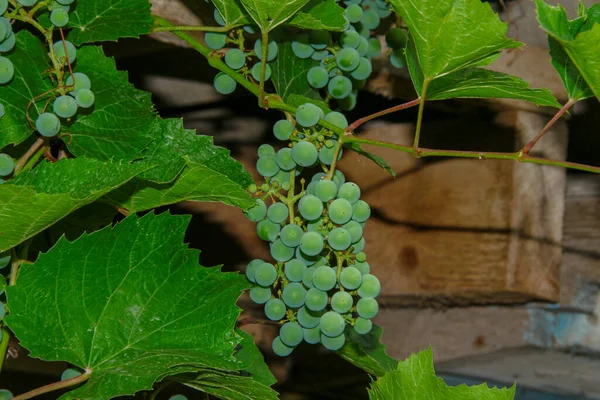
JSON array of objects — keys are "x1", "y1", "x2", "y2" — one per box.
[
  {"x1": 244, "y1": 102, "x2": 380, "y2": 356},
  {"x1": 211, "y1": 8, "x2": 278, "y2": 95}
]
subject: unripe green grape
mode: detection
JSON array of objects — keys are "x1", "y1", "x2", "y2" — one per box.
[
  {"x1": 271, "y1": 239, "x2": 294, "y2": 262},
  {"x1": 352, "y1": 78, "x2": 366, "y2": 91},
  {"x1": 273, "y1": 119, "x2": 294, "y2": 141},
  {"x1": 36, "y1": 112, "x2": 61, "y2": 137},
  {"x1": 300, "y1": 231, "x2": 324, "y2": 256},
  {"x1": 340, "y1": 30, "x2": 361, "y2": 49},
  {"x1": 328, "y1": 198, "x2": 353, "y2": 225},
  {"x1": 337, "y1": 182, "x2": 361, "y2": 204},
  {"x1": 53, "y1": 95, "x2": 77, "y2": 118},
  {"x1": 0, "y1": 154, "x2": 14, "y2": 177},
  {"x1": 358, "y1": 274, "x2": 381, "y2": 297},
  {"x1": 304, "y1": 326, "x2": 321, "y2": 344},
  {"x1": 297, "y1": 307, "x2": 321, "y2": 330},
  {"x1": 291, "y1": 34, "x2": 314, "y2": 59},
  {"x1": 213, "y1": 72, "x2": 237, "y2": 94},
  {"x1": 307, "y1": 66, "x2": 329, "y2": 89},
  {"x1": 0, "y1": 57, "x2": 13, "y2": 84},
  {"x1": 352, "y1": 200, "x2": 370, "y2": 222},
  {"x1": 244, "y1": 199, "x2": 267, "y2": 222},
  {"x1": 302, "y1": 265, "x2": 316, "y2": 288},
  {"x1": 284, "y1": 258, "x2": 306, "y2": 281},
  {"x1": 258, "y1": 144, "x2": 275, "y2": 157},
  {"x1": 282, "y1": 282, "x2": 306, "y2": 308},
  {"x1": 169, "y1": 396, "x2": 187, "y2": 400},
  {"x1": 245, "y1": 259, "x2": 265, "y2": 283},
  {"x1": 377, "y1": 6, "x2": 392, "y2": 18},
  {"x1": 254, "y1": 38, "x2": 278, "y2": 61},
  {"x1": 280, "y1": 321, "x2": 303, "y2": 346},
  {"x1": 298, "y1": 194, "x2": 323, "y2": 221},
  {"x1": 244, "y1": 24, "x2": 258, "y2": 34},
  {"x1": 292, "y1": 141, "x2": 318, "y2": 167},
  {"x1": 225, "y1": 48, "x2": 246, "y2": 70},
  {"x1": 0, "y1": 32, "x2": 15, "y2": 52},
  {"x1": 311, "y1": 172, "x2": 327, "y2": 182},
  {"x1": 320, "y1": 311, "x2": 345, "y2": 337},
  {"x1": 341, "y1": 221, "x2": 362, "y2": 244},
  {"x1": 308, "y1": 30, "x2": 329, "y2": 50},
  {"x1": 351, "y1": 57, "x2": 372, "y2": 80},
  {"x1": 367, "y1": 38, "x2": 382, "y2": 58},
  {"x1": 75, "y1": 89, "x2": 95, "y2": 108},
  {"x1": 50, "y1": 8, "x2": 69, "y2": 27},
  {"x1": 205, "y1": 32, "x2": 226, "y2": 50},
  {"x1": 65, "y1": 73, "x2": 91, "y2": 95},
  {"x1": 355, "y1": 21, "x2": 370, "y2": 38},
  {"x1": 272, "y1": 336, "x2": 294, "y2": 356},
  {"x1": 324, "y1": 111, "x2": 348, "y2": 129},
  {"x1": 356, "y1": 36, "x2": 369, "y2": 58},
  {"x1": 311, "y1": 49, "x2": 329, "y2": 61},
  {"x1": 267, "y1": 203, "x2": 288, "y2": 224},
  {"x1": 49, "y1": 1, "x2": 69, "y2": 11},
  {"x1": 386, "y1": 27, "x2": 408, "y2": 50},
  {"x1": 321, "y1": 332, "x2": 345, "y2": 350},
  {"x1": 0, "y1": 303, "x2": 4, "y2": 319},
  {"x1": 355, "y1": 252, "x2": 367, "y2": 262},
  {"x1": 17, "y1": 0, "x2": 37, "y2": 6},
  {"x1": 328, "y1": 75, "x2": 352, "y2": 99},
  {"x1": 53, "y1": 40, "x2": 76, "y2": 63},
  {"x1": 305, "y1": 287, "x2": 328, "y2": 311},
  {"x1": 352, "y1": 236, "x2": 365, "y2": 253},
  {"x1": 281, "y1": 224, "x2": 303, "y2": 248},
  {"x1": 282, "y1": 182, "x2": 291, "y2": 191},
  {"x1": 264, "y1": 298, "x2": 286, "y2": 321},
  {"x1": 255, "y1": 263, "x2": 277, "y2": 286},
  {"x1": 295, "y1": 103, "x2": 321, "y2": 128},
  {"x1": 276, "y1": 148, "x2": 296, "y2": 171},
  {"x1": 338, "y1": 91, "x2": 357, "y2": 111},
  {"x1": 256, "y1": 155, "x2": 279, "y2": 178},
  {"x1": 331, "y1": 291, "x2": 353, "y2": 313},
  {"x1": 327, "y1": 227, "x2": 352, "y2": 251},
  {"x1": 318, "y1": 141, "x2": 342, "y2": 165},
  {"x1": 336, "y1": 47, "x2": 360, "y2": 72},
  {"x1": 354, "y1": 317, "x2": 373, "y2": 335},
  {"x1": 0, "y1": 251, "x2": 9, "y2": 268},
  {"x1": 297, "y1": 248, "x2": 319, "y2": 267},
  {"x1": 312, "y1": 265, "x2": 336, "y2": 291},
  {"x1": 357, "y1": 297, "x2": 379, "y2": 318},
  {"x1": 251, "y1": 62, "x2": 272, "y2": 81},
  {"x1": 333, "y1": 170, "x2": 345, "y2": 188},
  {"x1": 306, "y1": 218, "x2": 324, "y2": 233},
  {"x1": 0, "y1": 18, "x2": 6, "y2": 41},
  {"x1": 56, "y1": 0, "x2": 75, "y2": 4},
  {"x1": 213, "y1": 9, "x2": 226, "y2": 26},
  {"x1": 361, "y1": 8, "x2": 380, "y2": 30},
  {"x1": 340, "y1": 266, "x2": 362, "y2": 290},
  {"x1": 0, "y1": 0, "x2": 7, "y2": 14},
  {"x1": 249, "y1": 286, "x2": 272, "y2": 304},
  {"x1": 314, "y1": 180, "x2": 338, "y2": 202},
  {"x1": 390, "y1": 49, "x2": 406, "y2": 68},
  {"x1": 345, "y1": 4, "x2": 363, "y2": 23},
  {"x1": 271, "y1": 170, "x2": 289, "y2": 187},
  {"x1": 60, "y1": 368, "x2": 81, "y2": 381},
  {"x1": 0, "y1": 389, "x2": 12, "y2": 400}
]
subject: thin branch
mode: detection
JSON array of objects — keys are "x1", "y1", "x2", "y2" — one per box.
[
  {"x1": 412, "y1": 82, "x2": 429, "y2": 156},
  {"x1": 346, "y1": 98, "x2": 421, "y2": 132},
  {"x1": 14, "y1": 137, "x2": 44, "y2": 175},
  {"x1": 326, "y1": 138, "x2": 346, "y2": 180},
  {"x1": 13, "y1": 371, "x2": 91, "y2": 400},
  {"x1": 152, "y1": 24, "x2": 237, "y2": 33},
  {"x1": 237, "y1": 316, "x2": 281, "y2": 328},
  {"x1": 0, "y1": 327, "x2": 11, "y2": 372},
  {"x1": 521, "y1": 98, "x2": 576, "y2": 155}
]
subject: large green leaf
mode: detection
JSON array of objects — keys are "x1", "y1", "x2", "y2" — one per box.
[
  {"x1": 0, "y1": 158, "x2": 147, "y2": 252},
  {"x1": 239, "y1": 0, "x2": 310, "y2": 32},
  {"x1": 66, "y1": 46, "x2": 156, "y2": 162},
  {"x1": 102, "y1": 161, "x2": 255, "y2": 212},
  {"x1": 288, "y1": 0, "x2": 347, "y2": 31},
  {"x1": 368, "y1": 347, "x2": 515, "y2": 400},
  {"x1": 6, "y1": 212, "x2": 250, "y2": 400},
  {"x1": 389, "y1": 0, "x2": 521, "y2": 83},
  {"x1": 535, "y1": 0, "x2": 600, "y2": 101},
  {"x1": 336, "y1": 325, "x2": 398, "y2": 377},
  {"x1": 67, "y1": 0, "x2": 154, "y2": 45},
  {"x1": 0, "y1": 31, "x2": 53, "y2": 149},
  {"x1": 270, "y1": 42, "x2": 320, "y2": 101},
  {"x1": 211, "y1": 0, "x2": 250, "y2": 26}
]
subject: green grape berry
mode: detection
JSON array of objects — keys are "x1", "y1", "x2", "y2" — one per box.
[
  {"x1": 17, "y1": 0, "x2": 37, "y2": 6},
  {"x1": 324, "y1": 111, "x2": 348, "y2": 129},
  {"x1": 321, "y1": 332, "x2": 345, "y2": 350},
  {"x1": 390, "y1": 48, "x2": 407, "y2": 68},
  {"x1": 0, "y1": 153, "x2": 14, "y2": 177},
  {"x1": 356, "y1": 252, "x2": 367, "y2": 262},
  {"x1": 255, "y1": 262, "x2": 277, "y2": 286},
  {"x1": 225, "y1": 48, "x2": 246, "y2": 70},
  {"x1": 251, "y1": 62, "x2": 272, "y2": 81},
  {"x1": 295, "y1": 103, "x2": 321, "y2": 128},
  {"x1": 312, "y1": 265, "x2": 336, "y2": 291},
  {"x1": 307, "y1": 66, "x2": 329, "y2": 89},
  {"x1": 354, "y1": 317, "x2": 373, "y2": 334},
  {"x1": 327, "y1": 227, "x2": 352, "y2": 251},
  {"x1": 297, "y1": 306, "x2": 321, "y2": 329},
  {"x1": 245, "y1": 259, "x2": 265, "y2": 283},
  {"x1": 340, "y1": 266, "x2": 362, "y2": 290},
  {"x1": 356, "y1": 297, "x2": 379, "y2": 319},
  {"x1": 205, "y1": 32, "x2": 226, "y2": 50},
  {"x1": 351, "y1": 57, "x2": 373, "y2": 80},
  {"x1": 337, "y1": 182, "x2": 361, "y2": 204},
  {"x1": 75, "y1": 89, "x2": 95, "y2": 108},
  {"x1": 276, "y1": 148, "x2": 296, "y2": 171},
  {"x1": 328, "y1": 198, "x2": 353, "y2": 225},
  {"x1": 352, "y1": 236, "x2": 366, "y2": 253},
  {"x1": 0, "y1": 17, "x2": 6, "y2": 41},
  {"x1": 314, "y1": 180, "x2": 338, "y2": 202},
  {"x1": 352, "y1": 200, "x2": 371, "y2": 222},
  {"x1": 35, "y1": 112, "x2": 61, "y2": 137},
  {"x1": 284, "y1": 258, "x2": 306, "y2": 281},
  {"x1": 50, "y1": 8, "x2": 69, "y2": 27},
  {"x1": 303, "y1": 326, "x2": 321, "y2": 344},
  {"x1": 292, "y1": 141, "x2": 318, "y2": 167},
  {"x1": 0, "y1": 389, "x2": 12, "y2": 400},
  {"x1": 267, "y1": 202, "x2": 288, "y2": 224},
  {"x1": 298, "y1": 194, "x2": 323, "y2": 221},
  {"x1": 60, "y1": 368, "x2": 81, "y2": 381},
  {"x1": 361, "y1": 8, "x2": 380, "y2": 30},
  {"x1": 308, "y1": 30, "x2": 330, "y2": 50},
  {"x1": 367, "y1": 38, "x2": 382, "y2": 58},
  {"x1": 265, "y1": 298, "x2": 286, "y2": 320},
  {"x1": 272, "y1": 336, "x2": 294, "y2": 356},
  {"x1": 386, "y1": 27, "x2": 408, "y2": 50},
  {"x1": 0, "y1": 32, "x2": 15, "y2": 53},
  {"x1": 53, "y1": 95, "x2": 78, "y2": 118},
  {"x1": 0, "y1": 251, "x2": 9, "y2": 269},
  {"x1": 358, "y1": 274, "x2": 381, "y2": 297},
  {"x1": 297, "y1": 248, "x2": 319, "y2": 267},
  {"x1": 327, "y1": 75, "x2": 353, "y2": 99},
  {"x1": 0, "y1": 0, "x2": 7, "y2": 14},
  {"x1": 340, "y1": 30, "x2": 361, "y2": 49},
  {"x1": 319, "y1": 311, "x2": 345, "y2": 337},
  {"x1": 318, "y1": 141, "x2": 342, "y2": 165},
  {"x1": 53, "y1": 40, "x2": 76, "y2": 63},
  {"x1": 280, "y1": 321, "x2": 303, "y2": 346},
  {"x1": 282, "y1": 282, "x2": 306, "y2": 308},
  {"x1": 305, "y1": 287, "x2": 328, "y2": 311},
  {"x1": 291, "y1": 34, "x2": 314, "y2": 59},
  {"x1": 249, "y1": 286, "x2": 272, "y2": 304},
  {"x1": 300, "y1": 231, "x2": 324, "y2": 256},
  {"x1": 333, "y1": 170, "x2": 346, "y2": 188},
  {"x1": 258, "y1": 144, "x2": 276, "y2": 157},
  {"x1": 273, "y1": 119, "x2": 294, "y2": 141},
  {"x1": 254, "y1": 38, "x2": 278, "y2": 61},
  {"x1": 338, "y1": 91, "x2": 357, "y2": 111},
  {"x1": 65, "y1": 73, "x2": 91, "y2": 95},
  {"x1": 56, "y1": 0, "x2": 75, "y2": 4},
  {"x1": 345, "y1": 4, "x2": 363, "y2": 23},
  {"x1": 336, "y1": 47, "x2": 360, "y2": 72},
  {"x1": 0, "y1": 56, "x2": 14, "y2": 84},
  {"x1": 281, "y1": 224, "x2": 303, "y2": 248},
  {"x1": 311, "y1": 49, "x2": 329, "y2": 61},
  {"x1": 302, "y1": 265, "x2": 317, "y2": 288},
  {"x1": 213, "y1": 72, "x2": 237, "y2": 94},
  {"x1": 271, "y1": 239, "x2": 295, "y2": 262},
  {"x1": 256, "y1": 155, "x2": 280, "y2": 178},
  {"x1": 214, "y1": 8, "x2": 226, "y2": 26},
  {"x1": 244, "y1": 199, "x2": 267, "y2": 222},
  {"x1": 343, "y1": 221, "x2": 363, "y2": 245},
  {"x1": 331, "y1": 291, "x2": 353, "y2": 313}
]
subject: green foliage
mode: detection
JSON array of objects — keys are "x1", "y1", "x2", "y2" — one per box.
[
  {"x1": 270, "y1": 42, "x2": 320, "y2": 101},
  {"x1": 336, "y1": 325, "x2": 398, "y2": 377},
  {"x1": 368, "y1": 347, "x2": 516, "y2": 400},
  {"x1": 239, "y1": 0, "x2": 309, "y2": 32},
  {"x1": 6, "y1": 212, "x2": 250, "y2": 400},
  {"x1": 287, "y1": 0, "x2": 347, "y2": 31},
  {"x1": 212, "y1": 0, "x2": 250, "y2": 26}
]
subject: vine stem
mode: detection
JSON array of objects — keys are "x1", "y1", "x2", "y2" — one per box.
[
  {"x1": 345, "y1": 98, "x2": 421, "y2": 132},
  {"x1": 520, "y1": 98, "x2": 576, "y2": 155},
  {"x1": 237, "y1": 316, "x2": 281, "y2": 328},
  {"x1": 152, "y1": 24, "x2": 238, "y2": 33},
  {"x1": 14, "y1": 137, "x2": 44, "y2": 175},
  {"x1": 259, "y1": 30, "x2": 268, "y2": 107},
  {"x1": 412, "y1": 82, "x2": 429, "y2": 156},
  {"x1": 13, "y1": 371, "x2": 91, "y2": 400},
  {"x1": 326, "y1": 137, "x2": 346, "y2": 180},
  {"x1": 0, "y1": 327, "x2": 10, "y2": 372}
]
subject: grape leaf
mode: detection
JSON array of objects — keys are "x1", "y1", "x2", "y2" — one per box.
[
  {"x1": 0, "y1": 158, "x2": 148, "y2": 252},
  {"x1": 211, "y1": 0, "x2": 250, "y2": 26},
  {"x1": 102, "y1": 161, "x2": 255, "y2": 212},
  {"x1": 233, "y1": 330, "x2": 277, "y2": 387},
  {"x1": 288, "y1": 0, "x2": 347, "y2": 31},
  {"x1": 336, "y1": 325, "x2": 398, "y2": 377},
  {"x1": 65, "y1": 45, "x2": 156, "y2": 162},
  {"x1": 346, "y1": 143, "x2": 396, "y2": 178},
  {"x1": 67, "y1": 0, "x2": 154, "y2": 45},
  {"x1": 0, "y1": 31, "x2": 53, "y2": 149},
  {"x1": 388, "y1": 0, "x2": 521, "y2": 83},
  {"x1": 5, "y1": 212, "x2": 251, "y2": 400},
  {"x1": 535, "y1": 0, "x2": 600, "y2": 101},
  {"x1": 270, "y1": 42, "x2": 320, "y2": 101},
  {"x1": 239, "y1": 0, "x2": 310, "y2": 32},
  {"x1": 368, "y1": 347, "x2": 515, "y2": 400}
]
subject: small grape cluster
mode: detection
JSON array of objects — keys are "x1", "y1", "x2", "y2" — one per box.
[
  {"x1": 210, "y1": 8, "x2": 278, "y2": 95},
  {"x1": 244, "y1": 102, "x2": 380, "y2": 356},
  {"x1": 0, "y1": 3, "x2": 16, "y2": 87}
]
